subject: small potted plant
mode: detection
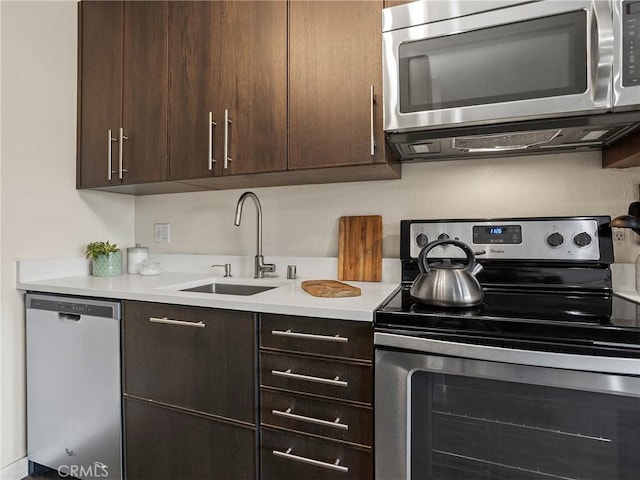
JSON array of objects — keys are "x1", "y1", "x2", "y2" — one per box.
[{"x1": 85, "y1": 241, "x2": 123, "y2": 277}]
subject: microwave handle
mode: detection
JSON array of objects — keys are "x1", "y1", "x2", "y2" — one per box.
[{"x1": 591, "y1": 0, "x2": 613, "y2": 109}]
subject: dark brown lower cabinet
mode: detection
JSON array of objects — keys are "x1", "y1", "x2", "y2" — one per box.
[
  {"x1": 125, "y1": 399, "x2": 255, "y2": 480},
  {"x1": 261, "y1": 428, "x2": 372, "y2": 480},
  {"x1": 123, "y1": 301, "x2": 255, "y2": 422},
  {"x1": 123, "y1": 301, "x2": 258, "y2": 479},
  {"x1": 259, "y1": 314, "x2": 374, "y2": 479}
]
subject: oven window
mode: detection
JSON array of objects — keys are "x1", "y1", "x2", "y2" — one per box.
[
  {"x1": 399, "y1": 11, "x2": 587, "y2": 113},
  {"x1": 410, "y1": 372, "x2": 640, "y2": 480}
]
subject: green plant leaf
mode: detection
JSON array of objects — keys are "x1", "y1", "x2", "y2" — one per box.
[{"x1": 85, "y1": 240, "x2": 121, "y2": 259}]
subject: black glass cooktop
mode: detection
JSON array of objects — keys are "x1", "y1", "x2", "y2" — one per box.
[{"x1": 375, "y1": 286, "x2": 640, "y2": 356}]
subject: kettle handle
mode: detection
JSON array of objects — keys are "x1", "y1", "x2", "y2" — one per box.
[{"x1": 418, "y1": 239, "x2": 479, "y2": 274}]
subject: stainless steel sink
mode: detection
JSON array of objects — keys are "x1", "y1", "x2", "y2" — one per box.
[{"x1": 181, "y1": 283, "x2": 276, "y2": 296}]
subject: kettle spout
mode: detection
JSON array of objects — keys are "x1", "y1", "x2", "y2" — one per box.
[{"x1": 470, "y1": 262, "x2": 483, "y2": 276}]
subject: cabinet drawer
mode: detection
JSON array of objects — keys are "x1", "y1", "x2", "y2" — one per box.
[
  {"x1": 261, "y1": 427, "x2": 372, "y2": 480},
  {"x1": 261, "y1": 389, "x2": 372, "y2": 447},
  {"x1": 260, "y1": 351, "x2": 372, "y2": 404},
  {"x1": 123, "y1": 301, "x2": 255, "y2": 422},
  {"x1": 260, "y1": 314, "x2": 372, "y2": 362},
  {"x1": 125, "y1": 399, "x2": 255, "y2": 480}
]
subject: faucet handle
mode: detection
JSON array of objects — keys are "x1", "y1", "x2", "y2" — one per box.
[{"x1": 211, "y1": 263, "x2": 232, "y2": 277}]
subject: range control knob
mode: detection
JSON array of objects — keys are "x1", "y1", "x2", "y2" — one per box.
[
  {"x1": 546, "y1": 232, "x2": 564, "y2": 248},
  {"x1": 438, "y1": 233, "x2": 451, "y2": 240},
  {"x1": 573, "y1": 232, "x2": 592, "y2": 248},
  {"x1": 416, "y1": 233, "x2": 429, "y2": 247}
]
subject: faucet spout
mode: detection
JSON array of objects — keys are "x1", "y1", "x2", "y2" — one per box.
[
  {"x1": 234, "y1": 191, "x2": 262, "y2": 256},
  {"x1": 234, "y1": 191, "x2": 275, "y2": 278}
]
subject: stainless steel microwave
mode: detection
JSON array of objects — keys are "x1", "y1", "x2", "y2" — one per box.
[{"x1": 382, "y1": 0, "x2": 640, "y2": 160}]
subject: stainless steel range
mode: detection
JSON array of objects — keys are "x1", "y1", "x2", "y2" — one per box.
[{"x1": 375, "y1": 216, "x2": 640, "y2": 480}]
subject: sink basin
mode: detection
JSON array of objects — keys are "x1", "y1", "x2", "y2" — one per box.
[{"x1": 181, "y1": 283, "x2": 276, "y2": 296}]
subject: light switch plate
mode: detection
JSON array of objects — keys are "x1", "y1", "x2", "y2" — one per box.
[{"x1": 154, "y1": 223, "x2": 170, "y2": 243}]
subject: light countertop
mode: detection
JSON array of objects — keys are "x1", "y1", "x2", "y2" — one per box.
[{"x1": 16, "y1": 256, "x2": 401, "y2": 321}]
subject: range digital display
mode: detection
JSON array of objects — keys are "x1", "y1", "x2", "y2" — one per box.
[{"x1": 473, "y1": 225, "x2": 522, "y2": 244}]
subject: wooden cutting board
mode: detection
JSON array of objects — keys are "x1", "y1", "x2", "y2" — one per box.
[
  {"x1": 301, "y1": 280, "x2": 361, "y2": 298},
  {"x1": 338, "y1": 215, "x2": 382, "y2": 282}
]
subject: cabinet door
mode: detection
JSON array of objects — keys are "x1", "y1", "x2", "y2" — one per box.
[
  {"x1": 220, "y1": 1, "x2": 287, "y2": 176},
  {"x1": 121, "y1": 1, "x2": 168, "y2": 184},
  {"x1": 123, "y1": 301, "x2": 255, "y2": 423},
  {"x1": 77, "y1": 1, "x2": 123, "y2": 188},
  {"x1": 288, "y1": 1, "x2": 385, "y2": 170},
  {"x1": 168, "y1": 1, "x2": 225, "y2": 180},
  {"x1": 125, "y1": 399, "x2": 255, "y2": 480}
]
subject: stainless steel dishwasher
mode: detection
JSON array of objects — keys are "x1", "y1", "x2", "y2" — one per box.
[{"x1": 26, "y1": 293, "x2": 122, "y2": 479}]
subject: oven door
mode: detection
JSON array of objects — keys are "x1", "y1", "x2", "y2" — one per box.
[
  {"x1": 382, "y1": 0, "x2": 613, "y2": 132},
  {"x1": 375, "y1": 334, "x2": 640, "y2": 480}
]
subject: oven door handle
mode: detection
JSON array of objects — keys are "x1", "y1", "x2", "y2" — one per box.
[{"x1": 374, "y1": 332, "x2": 640, "y2": 376}]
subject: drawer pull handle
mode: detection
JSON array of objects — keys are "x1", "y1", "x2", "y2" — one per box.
[
  {"x1": 271, "y1": 329, "x2": 348, "y2": 343},
  {"x1": 272, "y1": 407, "x2": 349, "y2": 431},
  {"x1": 148, "y1": 317, "x2": 205, "y2": 328},
  {"x1": 272, "y1": 448, "x2": 348, "y2": 473},
  {"x1": 271, "y1": 369, "x2": 348, "y2": 388}
]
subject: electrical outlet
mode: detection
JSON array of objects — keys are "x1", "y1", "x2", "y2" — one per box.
[
  {"x1": 613, "y1": 228, "x2": 625, "y2": 242},
  {"x1": 154, "y1": 223, "x2": 170, "y2": 243}
]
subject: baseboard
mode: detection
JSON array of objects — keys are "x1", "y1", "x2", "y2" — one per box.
[{"x1": 0, "y1": 457, "x2": 27, "y2": 480}]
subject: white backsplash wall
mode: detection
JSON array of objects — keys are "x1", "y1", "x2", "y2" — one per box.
[{"x1": 135, "y1": 151, "x2": 640, "y2": 263}]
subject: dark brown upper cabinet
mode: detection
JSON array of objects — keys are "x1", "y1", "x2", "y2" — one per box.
[
  {"x1": 78, "y1": 0, "x2": 399, "y2": 194},
  {"x1": 288, "y1": 1, "x2": 387, "y2": 170},
  {"x1": 603, "y1": 130, "x2": 640, "y2": 168},
  {"x1": 168, "y1": 1, "x2": 286, "y2": 181},
  {"x1": 77, "y1": 1, "x2": 168, "y2": 188}
]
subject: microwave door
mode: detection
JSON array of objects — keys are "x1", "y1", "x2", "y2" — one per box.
[
  {"x1": 612, "y1": 0, "x2": 640, "y2": 109},
  {"x1": 383, "y1": 0, "x2": 613, "y2": 132}
]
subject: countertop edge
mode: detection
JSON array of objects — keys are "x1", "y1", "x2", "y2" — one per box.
[{"x1": 17, "y1": 267, "x2": 400, "y2": 322}]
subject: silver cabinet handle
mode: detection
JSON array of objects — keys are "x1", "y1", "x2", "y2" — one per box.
[
  {"x1": 118, "y1": 127, "x2": 129, "y2": 179},
  {"x1": 107, "y1": 130, "x2": 117, "y2": 180},
  {"x1": 370, "y1": 85, "x2": 376, "y2": 156},
  {"x1": 223, "y1": 109, "x2": 232, "y2": 169},
  {"x1": 208, "y1": 111, "x2": 217, "y2": 170},
  {"x1": 272, "y1": 448, "x2": 348, "y2": 473},
  {"x1": 148, "y1": 317, "x2": 205, "y2": 328},
  {"x1": 271, "y1": 369, "x2": 348, "y2": 387},
  {"x1": 272, "y1": 407, "x2": 349, "y2": 431},
  {"x1": 271, "y1": 329, "x2": 348, "y2": 343}
]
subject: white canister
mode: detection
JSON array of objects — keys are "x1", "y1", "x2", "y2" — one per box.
[{"x1": 127, "y1": 244, "x2": 149, "y2": 274}]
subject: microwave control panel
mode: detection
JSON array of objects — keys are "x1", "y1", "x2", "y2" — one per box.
[{"x1": 623, "y1": 1, "x2": 640, "y2": 86}]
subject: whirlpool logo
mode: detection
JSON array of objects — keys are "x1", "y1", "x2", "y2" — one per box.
[{"x1": 58, "y1": 461, "x2": 110, "y2": 478}]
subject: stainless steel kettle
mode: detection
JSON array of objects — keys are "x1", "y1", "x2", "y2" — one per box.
[{"x1": 410, "y1": 239, "x2": 484, "y2": 307}]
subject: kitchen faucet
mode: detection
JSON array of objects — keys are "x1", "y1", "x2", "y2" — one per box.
[{"x1": 234, "y1": 191, "x2": 276, "y2": 279}]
